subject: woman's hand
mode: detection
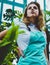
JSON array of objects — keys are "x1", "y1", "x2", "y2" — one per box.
[
  {"x1": 17, "y1": 47, "x2": 24, "y2": 57},
  {"x1": 0, "y1": 30, "x2": 7, "y2": 39}
]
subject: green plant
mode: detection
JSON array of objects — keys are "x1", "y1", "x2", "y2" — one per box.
[
  {"x1": 0, "y1": 22, "x2": 25, "y2": 65},
  {"x1": 3, "y1": 9, "x2": 23, "y2": 21},
  {"x1": 2, "y1": 52, "x2": 16, "y2": 65},
  {"x1": 0, "y1": 22, "x2": 11, "y2": 32},
  {"x1": 0, "y1": 9, "x2": 23, "y2": 32},
  {"x1": 3, "y1": 9, "x2": 15, "y2": 21},
  {"x1": 43, "y1": 10, "x2": 50, "y2": 32},
  {"x1": 44, "y1": 10, "x2": 50, "y2": 22},
  {"x1": 0, "y1": 8, "x2": 24, "y2": 65},
  {"x1": 14, "y1": 10, "x2": 23, "y2": 20}
]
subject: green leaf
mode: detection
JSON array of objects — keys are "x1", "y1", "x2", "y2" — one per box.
[
  {"x1": 0, "y1": 41, "x2": 11, "y2": 47},
  {"x1": 18, "y1": 30, "x2": 25, "y2": 34},
  {"x1": 44, "y1": 10, "x2": 50, "y2": 15},
  {"x1": 0, "y1": 22, "x2": 19, "y2": 47}
]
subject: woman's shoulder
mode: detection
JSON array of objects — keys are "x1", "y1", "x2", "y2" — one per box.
[
  {"x1": 14, "y1": 21, "x2": 30, "y2": 34},
  {"x1": 14, "y1": 21, "x2": 27, "y2": 29}
]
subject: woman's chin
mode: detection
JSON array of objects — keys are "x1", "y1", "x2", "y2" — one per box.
[
  {"x1": 29, "y1": 15, "x2": 36, "y2": 18},
  {"x1": 27, "y1": 14, "x2": 36, "y2": 18}
]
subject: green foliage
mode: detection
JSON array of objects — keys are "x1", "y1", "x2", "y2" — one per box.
[
  {"x1": 0, "y1": 22, "x2": 11, "y2": 32},
  {"x1": 14, "y1": 10, "x2": 23, "y2": 19},
  {"x1": 44, "y1": 10, "x2": 50, "y2": 15},
  {"x1": 44, "y1": 10, "x2": 50, "y2": 22},
  {"x1": 3, "y1": 9, "x2": 23, "y2": 21},
  {"x1": 0, "y1": 8, "x2": 24, "y2": 65},
  {"x1": 3, "y1": 9, "x2": 15, "y2": 21},
  {"x1": 0, "y1": 22, "x2": 25, "y2": 65},
  {"x1": 2, "y1": 52, "x2": 16, "y2": 65},
  {"x1": 0, "y1": 9, "x2": 23, "y2": 32},
  {"x1": 0, "y1": 22, "x2": 19, "y2": 47}
]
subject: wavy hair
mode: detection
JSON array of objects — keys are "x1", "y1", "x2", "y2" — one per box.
[{"x1": 23, "y1": 2, "x2": 45, "y2": 31}]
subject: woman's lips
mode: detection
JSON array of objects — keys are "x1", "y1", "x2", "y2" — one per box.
[{"x1": 31, "y1": 11, "x2": 35, "y2": 14}]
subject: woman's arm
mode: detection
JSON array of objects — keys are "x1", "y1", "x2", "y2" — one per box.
[
  {"x1": 44, "y1": 47, "x2": 49, "y2": 64},
  {"x1": 44, "y1": 47, "x2": 48, "y2": 59},
  {"x1": 0, "y1": 30, "x2": 8, "y2": 39}
]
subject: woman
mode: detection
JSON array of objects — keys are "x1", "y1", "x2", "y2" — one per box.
[
  {"x1": 16, "y1": 2, "x2": 48, "y2": 65},
  {"x1": 0, "y1": 2, "x2": 48, "y2": 65}
]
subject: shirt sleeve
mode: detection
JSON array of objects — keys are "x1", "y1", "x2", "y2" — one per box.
[{"x1": 17, "y1": 28, "x2": 30, "y2": 51}]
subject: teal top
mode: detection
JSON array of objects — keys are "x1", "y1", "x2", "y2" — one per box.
[{"x1": 17, "y1": 23, "x2": 47, "y2": 65}]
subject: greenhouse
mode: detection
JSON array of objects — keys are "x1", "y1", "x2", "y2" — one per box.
[{"x1": 0, "y1": 0, "x2": 50, "y2": 65}]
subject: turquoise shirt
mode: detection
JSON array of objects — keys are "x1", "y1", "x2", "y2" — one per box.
[{"x1": 17, "y1": 23, "x2": 47, "y2": 65}]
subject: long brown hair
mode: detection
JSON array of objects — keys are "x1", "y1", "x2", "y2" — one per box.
[{"x1": 23, "y1": 2, "x2": 45, "y2": 31}]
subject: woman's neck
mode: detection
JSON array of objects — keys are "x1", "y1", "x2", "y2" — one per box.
[{"x1": 27, "y1": 17, "x2": 36, "y2": 24}]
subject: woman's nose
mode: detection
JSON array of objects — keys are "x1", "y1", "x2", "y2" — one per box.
[
  {"x1": 31, "y1": 7, "x2": 34, "y2": 10},
  {"x1": 32, "y1": 8, "x2": 33, "y2": 10},
  {"x1": 32, "y1": 7, "x2": 33, "y2": 9}
]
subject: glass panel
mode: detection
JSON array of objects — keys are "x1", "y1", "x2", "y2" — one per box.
[
  {"x1": 0, "y1": 2, "x2": 1, "y2": 13},
  {"x1": 0, "y1": 2, "x2": 1, "y2": 22},
  {"x1": 14, "y1": 6, "x2": 23, "y2": 24},
  {"x1": 2, "y1": 4, "x2": 12, "y2": 23},
  {"x1": 46, "y1": 14, "x2": 50, "y2": 32},
  {"x1": 15, "y1": 0, "x2": 23, "y2": 4},
  {"x1": 8, "y1": 0, "x2": 13, "y2": 1},
  {"x1": 46, "y1": 0, "x2": 50, "y2": 32},
  {"x1": 46, "y1": 0, "x2": 50, "y2": 11},
  {"x1": 37, "y1": 0, "x2": 44, "y2": 10},
  {"x1": 27, "y1": 0, "x2": 35, "y2": 5},
  {"x1": 14, "y1": 6, "x2": 23, "y2": 13}
]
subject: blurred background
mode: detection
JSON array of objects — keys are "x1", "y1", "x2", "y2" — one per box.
[{"x1": 0, "y1": 0, "x2": 50, "y2": 65}]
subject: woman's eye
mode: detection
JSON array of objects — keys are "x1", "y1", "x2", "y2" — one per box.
[
  {"x1": 28, "y1": 7, "x2": 31, "y2": 9},
  {"x1": 33, "y1": 6, "x2": 37, "y2": 9},
  {"x1": 28, "y1": 6, "x2": 38, "y2": 10}
]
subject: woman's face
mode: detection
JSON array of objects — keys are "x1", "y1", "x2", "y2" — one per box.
[{"x1": 27, "y1": 4, "x2": 39, "y2": 17}]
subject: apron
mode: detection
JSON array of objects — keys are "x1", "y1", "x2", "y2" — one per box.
[{"x1": 17, "y1": 29, "x2": 47, "y2": 65}]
